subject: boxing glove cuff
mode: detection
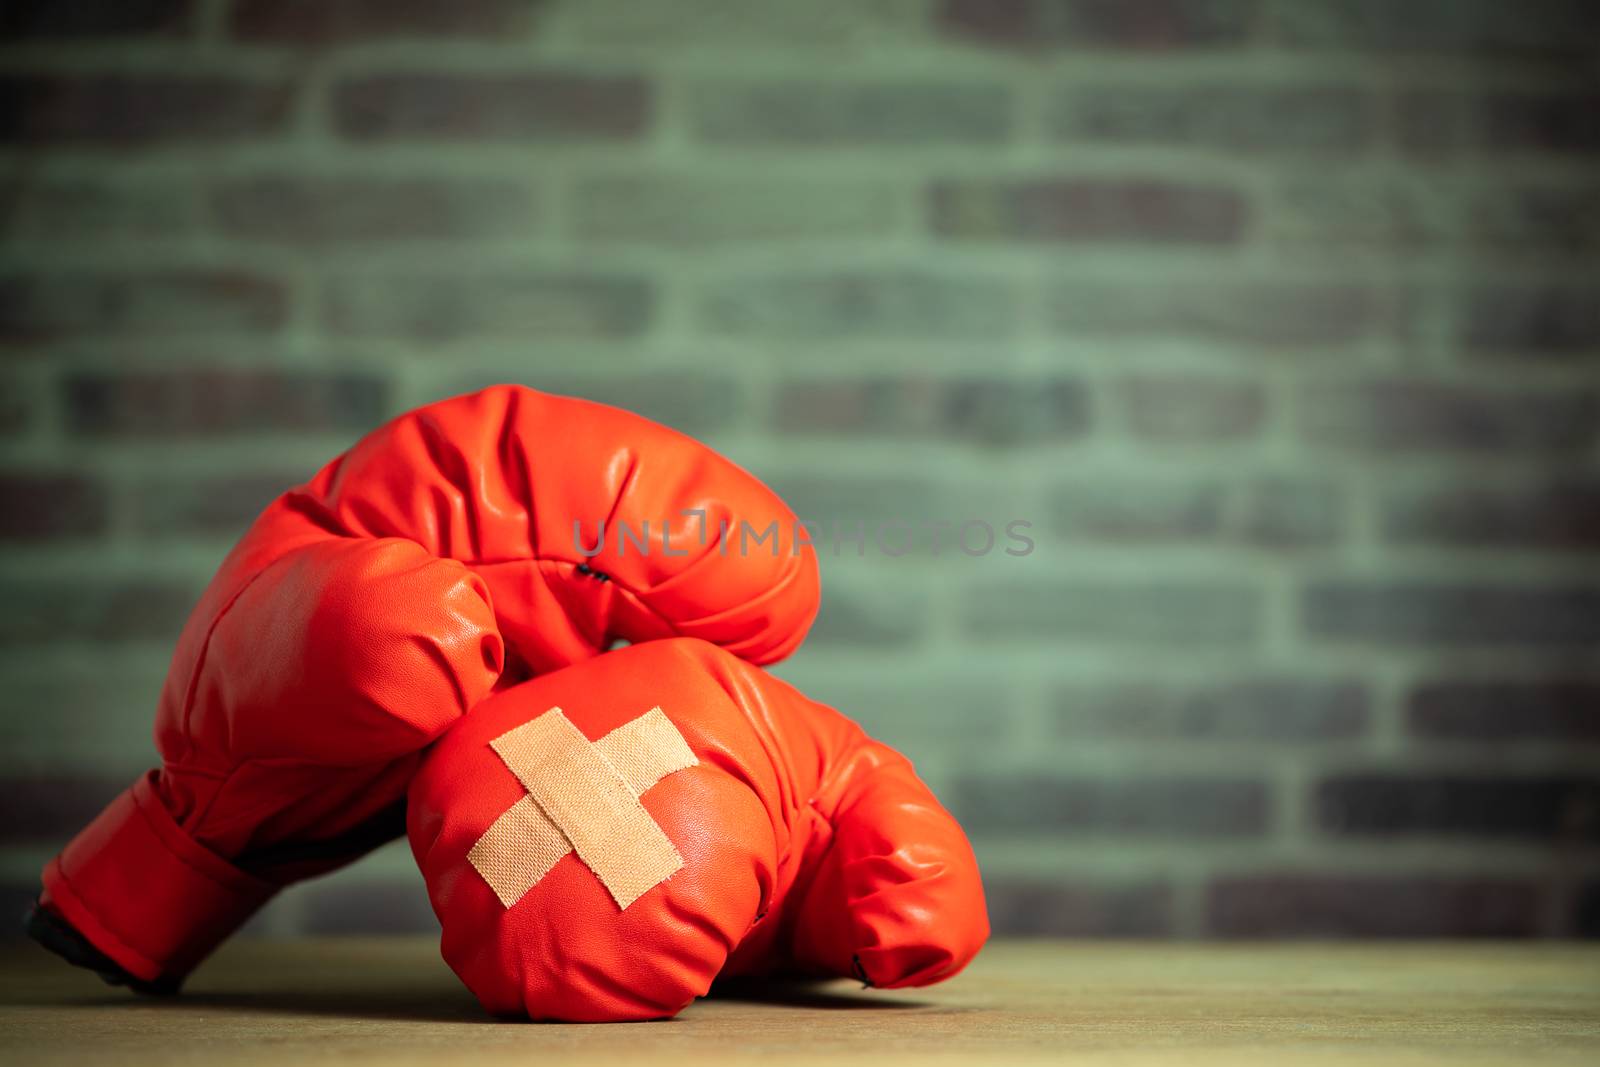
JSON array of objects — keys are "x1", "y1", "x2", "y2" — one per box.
[{"x1": 39, "y1": 772, "x2": 275, "y2": 985}]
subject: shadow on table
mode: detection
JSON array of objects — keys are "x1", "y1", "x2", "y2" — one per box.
[
  {"x1": 38, "y1": 979, "x2": 931, "y2": 1024},
  {"x1": 68, "y1": 987, "x2": 487, "y2": 1025},
  {"x1": 706, "y1": 977, "x2": 933, "y2": 1011}
]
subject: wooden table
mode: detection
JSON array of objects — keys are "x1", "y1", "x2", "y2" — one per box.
[{"x1": 3, "y1": 939, "x2": 1597, "y2": 1065}]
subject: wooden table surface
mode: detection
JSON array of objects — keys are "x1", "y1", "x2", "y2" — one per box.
[{"x1": 3, "y1": 939, "x2": 1597, "y2": 1066}]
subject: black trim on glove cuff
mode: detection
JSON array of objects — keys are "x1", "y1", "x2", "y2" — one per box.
[{"x1": 23, "y1": 900, "x2": 182, "y2": 997}]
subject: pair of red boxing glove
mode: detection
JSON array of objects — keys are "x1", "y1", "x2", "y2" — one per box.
[{"x1": 30, "y1": 386, "x2": 988, "y2": 1021}]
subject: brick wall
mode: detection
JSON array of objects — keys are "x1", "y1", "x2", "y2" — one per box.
[{"x1": 2, "y1": 0, "x2": 1597, "y2": 940}]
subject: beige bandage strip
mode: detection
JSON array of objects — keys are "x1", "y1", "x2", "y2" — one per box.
[{"x1": 468, "y1": 707, "x2": 698, "y2": 910}]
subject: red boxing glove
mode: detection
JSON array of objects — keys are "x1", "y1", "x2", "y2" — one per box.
[
  {"x1": 408, "y1": 638, "x2": 988, "y2": 1022},
  {"x1": 33, "y1": 387, "x2": 819, "y2": 992}
]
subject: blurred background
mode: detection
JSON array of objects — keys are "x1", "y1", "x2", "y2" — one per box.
[{"x1": 1, "y1": 1, "x2": 1597, "y2": 942}]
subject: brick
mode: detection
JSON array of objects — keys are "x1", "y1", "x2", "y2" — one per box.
[
  {"x1": 929, "y1": 178, "x2": 1246, "y2": 244},
  {"x1": 774, "y1": 378, "x2": 1089, "y2": 446},
  {"x1": 297, "y1": 879, "x2": 435, "y2": 935},
  {"x1": 0, "y1": 577, "x2": 196, "y2": 645},
  {"x1": 132, "y1": 472, "x2": 298, "y2": 538},
  {"x1": 0, "y1": 775, "x2": 128, "y2": 842},
  {"x1": 1303, "y1": 582, "x2": 1600, "y2": 646},
  {"x1": 1207, "y1": 875, "x2": 1543, "y2": 937},
  {"x1": 769, "y1": 674, "x2": 1011, "y2": 761},
  {"x1": 0, "y1": 0, "x2": 190, "y2": 39},
  {"x1": 1300, "y1": 382, "x2": 1599, "y2": 453},
  {"x1": 936, "y1": 0, "x2": 1035, "y2": 44},
  {"x1": 0, "y1": 653, "x2": 168, "y2": 766},
  {"x1": 1051, "y1": 84, "x2": 1372, "y2": 153},
  {"x1": 334, "y1": 73, "x2": 649, "y2": 141},
  {"x1": 1052, "y1": 480, "x2": 1224, "y2": 541},
  {"x1": 2, "y1": 179, "x2": 195, "y2": 241},
  {"x1": 1056, "y1": 679, "x2": 1369, "y2": 740},
  {"x1": 984, "y1": 880, "x2": 1174, "y2": 937},
  {"x1": 0, "y1": 383, "x2": 28, "y2": 438},
  {"x1": 1236, "y1": 477, "x2": 1345, "y2": 548},
  {"x1": 1047, "y1": 281, "x2": 1395, "y2": 346},
  {"x1": 65, "y1": 370, "x2": 388, "y2": 439},
  {"x1": 571, "y1": 176, "x2": 896, "y2": 245},
  {"x1": 952, "y1": 776, "x2": 1270, "y2": 835},
  {"x1": 552, "y1": 0, "x2": 927, "y2": 45},
  {"x1": 938, "y1": 0, "x2": 1259, "y2": 49},
  {"x1": 323, "y1": 274, "x2": 651, "y2": 340},
  {"x1": 1264, "y1": 178, "x2": 1438, "y2": 249},
  {"x1": 1402, "y1": 90, "x2": 1600, "y2": 156},
  {"x1": 1394, "y1": 90, "x2": 1468, "y2": 155},
  {"x1": 1458, "y1": 285, "x2": 1600, "y2": 355},
  {"x1": 1316, "y1": 774, "x2": 1600, "y2": 839},
  {"x1": 1050, "y1": 477, "x2": 1341, "y2": 548},
  {"x1": 762, "y1": 474, "x2": 947, "y2": 530},
  {"x1": 1274, "y1": 0, "x2": 1600, "y2": 57},
  {"x1": 804, "y1": 586, "x2": 929, "y2": 648},
  {"x1": 1465, "y1": 186, "x2": 1600, "y2": 254},
  {"x1": 1483, "y1": 92, "x2": 1600, "y2": 154},
  {"x1": 964, "y1": 581, "x2": 1262, "y2": 644},
  {"x1": 1408, "y1": 682, "x2": 1600, "y2": 743},
  {"x1": 229, "y1": 0, "x2": 532, "y2": 43},
  {"x1": 0, "y1": 473, "x2": 110, "y2": 541},
  {"x1": 454, "y1": 373, "x2": 739, "y2": 439},
  {"x1": 1381, "y1": 481, "x2": 1600, "y2": 550},
  {"x1": 212, "y1": 176, "x2": 537, "y2": 244},
  {"x1": 1118, "y1": 374, "x2": 1266, "y2": 442},
  {"x1": 1577, "y1": 881, "x2": 1600, "y2": 938},
  {"x1": 0, "y1": 272, "x2": 287, "y2": 341},
  {"x1": 702, "y1": 273, "x2": 1017, "y2": 340},
  {"x1": 689, "y1": 81, "x2": 1011, "y2": 145},
  {"x1": 0, "y1": 75, "x2": 291, "y2": 145}
]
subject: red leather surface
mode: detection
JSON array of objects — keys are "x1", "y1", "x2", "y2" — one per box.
[
  {"x1": 408, "y1": 638, "x2": 988, "y2": 1022},
  {"x1": 40, "y1": 386, "x2": 819, "y2": 985}
]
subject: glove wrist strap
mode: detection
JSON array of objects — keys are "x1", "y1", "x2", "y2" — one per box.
[{"x1": 39, "y1": 771, "x2": 276, "y2": 985}]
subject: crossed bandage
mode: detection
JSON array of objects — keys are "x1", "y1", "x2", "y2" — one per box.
[{"x1": 468, "y1": 706, "x2": 699, "y2": 911}]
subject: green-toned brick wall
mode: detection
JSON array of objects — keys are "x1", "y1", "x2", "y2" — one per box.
[{"x1": 2, "y1": 0, "x2": 1598, "y2": 940}]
